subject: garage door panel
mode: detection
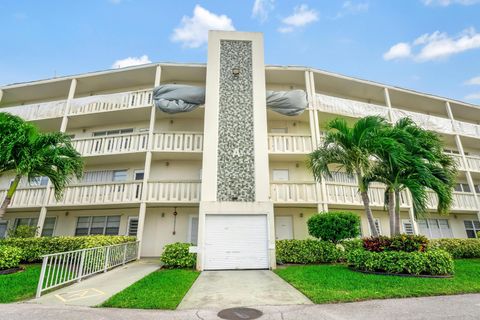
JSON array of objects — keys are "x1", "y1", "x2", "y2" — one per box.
[{"x1": 204, "y1": 215, "x2": 269, "y2": 270}]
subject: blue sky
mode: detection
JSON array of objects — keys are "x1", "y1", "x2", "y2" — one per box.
[{"x1": 1, "y1": 0, "x2": 480, "y2": 104}]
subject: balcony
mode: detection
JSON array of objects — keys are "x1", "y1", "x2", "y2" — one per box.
[
  {"x1": 427, "y1": 191, "x2": 477, "y2": 212},
  {"x1": 455, "y1": 121, "x2": 480, "y2": 138},
  {"x1": 465, "y1": 155, "x2": 480, "y2": 172},
  {"x1": 270, "y1": 182, "x2": 317, "y2": 204},
  {"x1": 72, "y1": 132, "x2": 149, "y2": 157},
  {"x1": 268, "y1": 134, "x2": 313, "y2": 161},
  {"x1": 69, "y1": 89, "x2": 153, "y2": 116},
  {"x1": 147, "y1": 181, "x2": 201, "y2": 203},
  {"x1": 316, "y1": 93, "x2": 389, "y2": 119},
  {"x1": 1, "y1": 100, "x2": 66, "y2": 122},
  {"x1": 450, "y1": 154, "x2": 466, "y2": 171},
  {"x1": 0, "y1": 187, "x2": 47, "y2": 208}
]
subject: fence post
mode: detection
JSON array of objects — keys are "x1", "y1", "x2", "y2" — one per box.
[
  {"x1": 104, "y1": 246, "x2": 110, "y2": 273},
  {"x1": 35, "y1": 256, "x2": 49, "y2": 298},
  {"x1": 122, "y1": 243, "x2": 127, "y2": 265},
  {"x1": 77, "y1": 250, "x2": 86, "y2": 283}
]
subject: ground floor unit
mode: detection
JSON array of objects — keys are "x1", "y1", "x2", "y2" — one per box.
[{"x1": 1, "y1": 205, "x2": 479, "y2": 258}]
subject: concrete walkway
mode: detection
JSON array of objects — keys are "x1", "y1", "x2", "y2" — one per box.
[
  {"x1": 178, "y1": 270, "x2": 312, "y2": 309},
  {"x1": 3, "y1": 294, "x2": 480, "y2": 320},
  {"x1": 31, "y1": 259, "x2": 160, "y2": 307}
]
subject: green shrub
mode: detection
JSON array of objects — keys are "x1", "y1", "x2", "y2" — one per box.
[
  {"x1": 276, "y1": 239, "x2": 341, "y2": 264},
  {"x1": 307, "y1": 211, "x2": 360, "y2": 243},
  {"x1": 160, "y1": 243, "x2": 196, "y2": 268},
  {"x1": 7, "y1": 225, "x2": 37, "y2": 238},
  {"x1": 0, "y1": 246, "x2": 23, "y2": 270},
  {"x1": 0, "y1": 235, "x2": 136, "y2": 263},
  {"x1": 363, "y1": 234, "x2": 428, "y2": 253},
  {"x1": 347, "y1": 249, "x2": 454, "y2": 276},
  {"x1": 430, "y1": 239, "x2": 480, "y2": 258}
]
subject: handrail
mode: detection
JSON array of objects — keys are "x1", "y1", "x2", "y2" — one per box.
[{"x1": 36, "y1": 241, "x2": 139, "y2": 298}]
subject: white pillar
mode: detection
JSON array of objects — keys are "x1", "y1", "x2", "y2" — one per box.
[{"x1": 35, "y1": 207, "x2": 48, "y2": 237}]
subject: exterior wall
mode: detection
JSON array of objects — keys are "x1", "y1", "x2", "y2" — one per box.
[{"x1": 149, "y1": 160, "x2": 202, "y2": 180}]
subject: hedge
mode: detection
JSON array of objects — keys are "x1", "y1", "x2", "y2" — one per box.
[
  {"x1": 160, "y1": 242, "x2": 196, "y2": 268},
  {"x1": 430, "y1": 239, "x2": 480, "y2": 259},
  {"x1": 347, "y1": 249, "x2": 454, "y2": 276},
  {"x1": 0, "y1": 235, "x2": 136, "y2": 263},
  {"x1": 0, "y1": 246, "x2": 23, "y2": 270},
  {"x1": 307, "y1": 212, "x2": 360, "y2": 243},
  {"x1": 276, "y1": 239, "x2": 341, "y2": 264},
  {"x1": 363, "y1": 235, "x2": 428, "y2": 253}
]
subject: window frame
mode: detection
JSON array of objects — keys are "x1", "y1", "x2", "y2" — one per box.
[
  {"x1": 187, "y1": 215, "x2": 199, "y2": 245},
  {"x1": 464, "y1": 220, "x2": 480, "y2": 238},
  {"x1": 127, "y1": 216, "x2": 139, "y2": 237},
  {"x1": 74, "y1": 215, "x2": 121, "y2": 236}
]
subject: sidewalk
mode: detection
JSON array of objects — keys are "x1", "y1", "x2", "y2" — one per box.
[
  {"x1": 4, "y1": 293, "x2": 480, "y2": 320},
  {"x1": 31, "y1": 258, "x2": 160, "y2": 307}
]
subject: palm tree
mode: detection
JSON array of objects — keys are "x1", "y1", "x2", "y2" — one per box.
[
  {"x1": 0, "y1": 112, "x2": 84, "y2": 219},
  {"x1": 308, "y1": 116, "x2": 401, "y2": 237},
  {"x1": 367, "y1": 118, "x2": 457, "y2": 235}
]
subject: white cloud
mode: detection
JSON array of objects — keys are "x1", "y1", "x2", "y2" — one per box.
[
  {"x1": 383, "y1": 42, "x2": 412, "y2": 60},
  {"x1": 171, "y1": 5, "x2": 235, "y2": 48},
  {"x1": 111, "y1": 55, "x2": 151, "y2": 69},
  {"x1": 465, "y1": 76, "x2": 480, "y2": 85},
  {"x1": 465, "y1": 92, "x2": 480, "y2": 100},
  {"x1": 278, "y1": 4, "x2": 318, "y2": 33},
  {"x1": 383, "y1": 27, "x2": 480, "y2": 62},
  {"x1": 422, "y1": 0, "x2": 480, "y2": 6},
  {"x1": 335, "y1": 1, "x2": 369, "y2": 18},
  {"x1": 252, "y1": 0, "x2": 275, "y2": 22}
]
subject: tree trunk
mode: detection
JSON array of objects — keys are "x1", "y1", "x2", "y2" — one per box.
[
  {"x1": 0, "y1": 175, "x2": 21, "y2": 219},
  {"x1": 360, "y1": 191, "x2": 379, "y2": 237},
  {"x1": 388, "y1": 189, "x2": 395, "y2": 237},
  {"x1": 394, "y1": 189, "x2": 401, "y2": 235}
]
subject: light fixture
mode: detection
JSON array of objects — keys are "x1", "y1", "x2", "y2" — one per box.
[
  {"x1": 232, "y1": 67, "x2": 240, "y2": 78},
  {"x1": 299, "y1": 212, "x2": 304, "y2": 218},
  {"x1": 165, "y1": 161, "x2": 170, "y2": 166},
  {"x1": 295, "y1": 162, "x2": 300, "y2": 168},
  {"x1": 172, "y1": 207, "x2": 178, "y2": 235},
  {"x1": 161, "y1": 212, "x2": 165, "y2": 218}
]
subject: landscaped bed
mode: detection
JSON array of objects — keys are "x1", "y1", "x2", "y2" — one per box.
[
  {"x1": 275, "y1": 259, "x2": 480, "y2": 304},
  {"x1": 101, "y1": 269, "x2": 200, "y2": 309},
  {"x1": 0, "y1": 264, "x2": 41, "y2": 303}
]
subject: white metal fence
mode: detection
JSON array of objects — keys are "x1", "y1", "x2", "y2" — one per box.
[{"x1": 36, "y1": 241, "x2": 139, "y2": 298}]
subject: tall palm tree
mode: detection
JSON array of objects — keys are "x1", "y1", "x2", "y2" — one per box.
[
  {"x1": 0, "y1": 112, "x2": 84, "y2": 219},
  {"x1": 367, "y1": 118, "x2": 457, "y2": 235},
  {"x1": 308, "y1": 116, "x2": 402, "y2": 237}
]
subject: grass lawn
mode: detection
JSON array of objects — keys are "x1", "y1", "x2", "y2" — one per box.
[
  {"x1": 0, "y1": 264, "x2": 41, "y2": 303},
  {"x1": 101, "y1": 269, "x2": 200, "y2": 309},
  {"x1": 275, "y1": 259, "x2": 480, "y2": 304}
]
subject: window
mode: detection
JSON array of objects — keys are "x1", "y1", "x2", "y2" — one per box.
[
  {"x1": 454, "y1": 183, "x2": 471, "y2": 193},
  {"x1": 444, "y1": 149, "x2": 460, "y2": 155},
  {"x1": 14, "y1": 217, "x2": 56, "y2": 236},
  {"x1": 0, "y1": 221, "x2": 8, "y2": 238},
  {"x1": 464, "y1": 220, "x2": 480, "y2": 238},
  {"x1": 30, "y1": 176, "x2": 49, "y2": 186},
  {"x1": 418, "y1": 219, "x2": 453, "y2": 238},
  {"x1": 93, "y1": 128, "x2": 134, "y2": 137},
  {"x1": 134, "y1": 170, "x2": 144, "y2": 181},
  {"x1": 75, "y1": 216, "x2": 120, "y2": 236},
  {"x1": 272, "y1": 169, "x2": 289, "y2": 181},
  {"x1": 402, "y1": 219, "x2": 415, "y2": 235},
  {"x1": 189, "y1": 216, "x2": 199, "y2": 245},
  {"x1": 127, "y1": 217, "x2": 139, "y2": 236},
  {"x1": 112, "y1": 170, "x2": 128, "y2": 182}
]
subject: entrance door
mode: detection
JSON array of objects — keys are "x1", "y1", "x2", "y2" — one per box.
[
  {"x1": 275, "y1": 216, "x2": 293, "y2": 240},
  {"x1": 204, "y1": 214, "x2": 269, "y2": 270}
]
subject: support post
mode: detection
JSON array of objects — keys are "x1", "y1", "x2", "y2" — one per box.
[
  {"x1": 77, "y1": 250, "x2": 86, "y2": 283},
  {"x1": 35, "y1": 206, "x2": 48, "y2": 237},
  {"x1": 35, "y1": 256, "x2": 48, "y2": 298},
  {"x1": 103, "y1": 246, "x2": 110, "y2": 272}
]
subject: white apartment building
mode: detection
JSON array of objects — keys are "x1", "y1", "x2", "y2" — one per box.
[{"x1": 1, "y1": 31, "x2": 480, "y2": 270}]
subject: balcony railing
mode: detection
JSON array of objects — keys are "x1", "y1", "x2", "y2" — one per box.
[
  {"x1": 450, "y1": 154, "x2": 466, "y2": 170},
  {"x1": 268, "y1": 134, "x2": 313, "y2": 154},
  {"x1": 455, "y1": 121, "x2": 480, "y2": 138},
  {"x1": 270, "y1": 182, "x2": 317, "y2": 203},
  {"x1": 49, "y1": 182, "x2": 143, "y2": 206},
  {"x1": 427, "y1": 191, "x2": 477, "y2": 211},
  {"x1": 316, "y1": 93, "x2": 389, "y2": 119},
  {"x1": 69, "y1": 89, "x2": 153, "y2": 115},
  {"x1": 465, "y1": 155, "x2": 480, "y2": 172},
  {"x1": 72, "y1": 132, "x2": 149, "y2": 156},
  {"x1": 1, "y1": 100, "x2": 66, "y2": 121},
  {"x1": 147, "y1": 181, "x2": 201, "y2": 202},
  {"x1": 0, "y1": 187, "x2": 47, "y2": 208},
  {"x1": 152, "y1": 132, "x2": 203, "y2": 152}
]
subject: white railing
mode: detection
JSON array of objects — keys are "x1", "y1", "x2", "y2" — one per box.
[
  {"x1": 270, "y1": 182, "x2": 317, "y2": 203},
  {"x1": 72, "y1": 132, "x2": 149, "y2": 156},
  {"x1": 465, "y1": 155, "x2": 480, "y2": 172},
  {"x1": 449, "y1": 154, "x2": 466, "y2": 170},
  {"x1": 324, "y1": 182, "x2": 410, "y2": 207},
  {"x1": 69, "y1": 89, "x2": 153, "y2": 115},
  {"x1": 2, "y1": 100, "x2": 66, "y2": 121},
  {"x1": 268, "y1": 134, "x2": 313, "y2": 153},
  {"x1": 36, "y1": 241, "x2": 139, "y2": 298},
  {"x1": 455, "y1": 120, "x2": 480, "y2": 138},
  {"x1": 49, "y1": 182, "x2": 143, "y2": 206},
  {"x1": 147, "y1": 181, "x2": 201, "y2": 202},
  {"x1": 316, "y1": 93, "x2": 389, "y2": 119},
  {"x1": 6, "y1": 187, "x2": 47, "y2": 208},
  {"x1": 391, "y1": 108, "x2": 454, "y2": 135},
  {"x1": 152, "y1": 132, "x2": 203, "y2": 152},
  {"x1": 427, "y1": 191, "x2": 477, "y2": 211}
]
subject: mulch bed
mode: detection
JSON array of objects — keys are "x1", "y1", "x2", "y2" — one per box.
[
  {"x1": 349, "y1": 267, "x2": 453, "y2": 278},
  {"x1": 0, "y1": 266, "x2": 24, "y2": 275}
]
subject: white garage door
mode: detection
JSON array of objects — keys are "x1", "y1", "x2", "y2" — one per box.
[{"x1": 204, "y1": 214, "x2": 269, "y2": 270}]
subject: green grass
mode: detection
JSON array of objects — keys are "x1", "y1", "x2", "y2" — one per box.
[
  {"x1": 275, "y1": 259, "x2": 480, "y2": 304},
  {"x1": 0, "y1": 264, "x2": 42, "y2": 303},
  {"x1": 101, "y1": 269, "x2": 200, "y2": 309}
]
